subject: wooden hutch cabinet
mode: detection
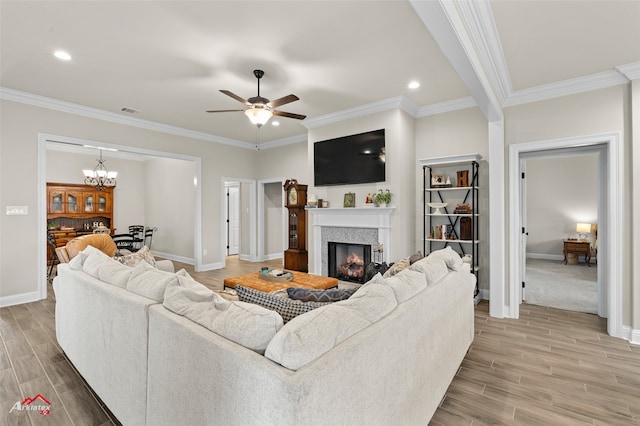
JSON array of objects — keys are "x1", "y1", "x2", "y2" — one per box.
[{"x1": 47, "y1": 183, "x2": 115, "y2": 253}]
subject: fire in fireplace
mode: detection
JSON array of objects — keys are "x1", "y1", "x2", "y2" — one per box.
[{"x1": 328, "y1": 242, "x2": 371, "y2": 284}]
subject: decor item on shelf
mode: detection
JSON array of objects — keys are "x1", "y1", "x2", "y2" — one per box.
[
  {"x1": 427, "y1": 202, "x2": 448, "y2": 215},
  {"x1": 460, "y1": 217, "x2": 472, "y2": 240},
  {"x1": 576, "y1": 222, "x2": 591, "y2": 240},
  {"x1": 83, "y1": 149, "x2": 117, "y2": 190},
  {"x1": 343, "y1": 192, "x2": 355, "y2": 208},
  {"x1": 307, "y1": 194, "x2": 317, "y2": 207},
  {"x1": 364, "y1": 193, "x2": 374, "y2": 207},
  {"x1": 457, "y1": 170, "x2": 469, "y2": 187},
  {"x1": 454, "y1": 203, "x2": 472, "y2": 214},
  {"x1": 431, "y1": 174, "x2": 451, "y2": 188},
  {"x1": 373, "y1": 189, "x2": 392, "y2": 207}
]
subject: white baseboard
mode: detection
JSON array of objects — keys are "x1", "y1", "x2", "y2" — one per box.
[
  {"x1": 526, "y1": 253, "x2": 564, "y2": 261},
  {"x1": 263, "y1": 253, "x2": 284, "y2": 262},
  {"x1": 624, "y1": 326, "x2": 640, "y2": 346},
  {"x1": 0, "y1": 291, "x2": 42, "y2": 308},
  {"x1": 199, "y1": 262, "x2": 224, "y2": 271},
  {"x1": 151, "y1": 251, "x2": 194, "y2": 265}
]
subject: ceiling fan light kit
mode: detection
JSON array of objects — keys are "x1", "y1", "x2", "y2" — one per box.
[{"x1": 207, "y1": 69, "x2": 306, "y2": 127}]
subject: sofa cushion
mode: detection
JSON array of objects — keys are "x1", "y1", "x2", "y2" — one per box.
[
  {"x1": 408, "y1": 255, "x2": 449, "y2": 285},
  {"x1": 96, "y1": 259, "x2": 133, "y2": 288},
  {"x1": 68, "y1": 245, "x2": 103, "y2": 271},
  {"x1": 381, "y1": 269, "x2": 427, "y2": 303},
  {"x1": 126, "y1": 261, "x2": 178, "y2": 302},
  {"x1": 81, "y1": 246, "x2": 115, "y2": 278},
  {"x1": 236, "y1": 285, "x2": 329, "y2": 323},
  {"x1": 427, "y1": 247, "x2": 464, "y2": 271},
  {"x1": 116, "y1": 246, "x2": 157, "y2": 268},
  {"x1": 408, "y1": 251, "x2": 424, "y2": 264},
  {"x1": 286, "y1": 287, "x2": 357, "y2": 303},
  {"x1": 163, "y1": 276, "x2": 283, "y2": 353},
  {"x1": 265, "y1": 282, "x2": 397, "y2": 370}
]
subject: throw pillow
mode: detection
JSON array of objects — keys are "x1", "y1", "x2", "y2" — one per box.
[
  {"x1": 116, "y1": 245, "x2": 157, "y2": 268},
  {"x1": 286, "y1": 287, "x2": 357, "y2": 303},
  {"x1": 409, "y1": 251, "x2": 424, "y2": 264},
  {"x1": 236, "y1": 285, "x2": 329, "y2": 323},
  {"x1": 382, "y1": 258, "x2": 410, "y2": 278},
  {"x1": 69, "y1": 245, "x2": 105, "y2": 271},
  {"x1": 364, "y1": 262, "x2": 389, "y2": 282},
  {"x1": 164, "y1": 277, "x2": 283, "y2": 353},
  {"x1": 126, "y1": 261, "x2": 178, "y2": 302}
]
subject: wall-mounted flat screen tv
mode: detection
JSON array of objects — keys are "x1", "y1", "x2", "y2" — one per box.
[{"x1": 314, "y1": 129, "x2": 386, "y2": 186}]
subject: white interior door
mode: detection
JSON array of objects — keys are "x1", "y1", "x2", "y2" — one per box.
[
  {"x1": 226, "y1": 184, "x2": 240, "y2": 255},
  {"x1": 520, "y1": 159, "x2": 527, "y2": 302}
]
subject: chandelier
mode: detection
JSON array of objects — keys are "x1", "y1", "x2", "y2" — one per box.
[{"x1": 83, "y1": 149, "x2": 117, "y2": 190}]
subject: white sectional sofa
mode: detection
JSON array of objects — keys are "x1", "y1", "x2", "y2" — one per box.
[{"x1": 53, "y1": 246, "x2": 475, "y2": 425}]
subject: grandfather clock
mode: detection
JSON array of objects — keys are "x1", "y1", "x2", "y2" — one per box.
[{"x1": 283, "y1": 179, "x2": 308, "y2": 272}]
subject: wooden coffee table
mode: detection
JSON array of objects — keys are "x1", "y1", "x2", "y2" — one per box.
[{"x1": 223, "y1": 271, "x2": 338, "y2": 293}]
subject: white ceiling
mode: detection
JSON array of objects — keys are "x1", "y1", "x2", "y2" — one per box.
[{"x1": 1, "y1": 1, "x2": 639, "y2": 147}]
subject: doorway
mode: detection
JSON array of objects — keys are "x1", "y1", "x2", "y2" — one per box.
[
  {"x1": 509, "y1": 132, "x2": 623, "y2": 339},
  {"x1": 225, "y1": 182, "x2": 240, "y2": 256},
  {"x1": 522, "y1": 154, "x2": 598, "y2": 314}
]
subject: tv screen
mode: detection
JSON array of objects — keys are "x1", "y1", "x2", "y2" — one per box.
[{"x1": 314, "y1": 129, "x2": 386, "y2": 186}]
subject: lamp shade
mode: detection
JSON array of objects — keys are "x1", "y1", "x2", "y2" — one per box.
[
  {"x1": 576, "y1": 223, "x2": 591, "y2": 233},
  {"x1": 244, "y1": 106, "x2": 273, "y2": 127}
]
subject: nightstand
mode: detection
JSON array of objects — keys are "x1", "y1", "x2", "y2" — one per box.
[{"x1": 563, "y1": 239, "x2": 591, "y2": 266}]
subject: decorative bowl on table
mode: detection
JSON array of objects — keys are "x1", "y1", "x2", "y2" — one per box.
[
  {"x1": 259, "y1": 269, "x2": 293, "y2": 282},
  {"x1": 427, "y1": 202, "x2": 448, "y2": 215}
]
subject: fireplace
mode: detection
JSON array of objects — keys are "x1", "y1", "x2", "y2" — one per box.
[{"x1": 328, "y1": 242, "x2": 371, "y2": 284}]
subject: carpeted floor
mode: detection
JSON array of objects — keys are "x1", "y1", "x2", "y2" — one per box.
[{"x1": 525, "y1": 258, "x2": 598, "y2": 313}]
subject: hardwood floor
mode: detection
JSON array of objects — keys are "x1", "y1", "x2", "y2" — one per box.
[{"x1": 2, "y1": 257, "x2": 638, "y2": 425}]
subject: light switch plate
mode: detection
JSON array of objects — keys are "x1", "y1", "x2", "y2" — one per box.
[{"x1": 6, "y1": 206, "x2": 28, "y2": 215}]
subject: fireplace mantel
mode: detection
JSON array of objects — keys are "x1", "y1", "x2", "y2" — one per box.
[{"x1": 307, "y1": 207, "x2": 395, "y2": 275}]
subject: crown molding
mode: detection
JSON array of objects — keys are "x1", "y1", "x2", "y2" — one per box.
[
  {"x1": 416, "y1": 96, "x2": 477, "y2": 117},
  {"x1": 504, "y1": 70, "x2": 630, "y2": 107},
  {"x1": 616, "y1": 62, "x2": 640, "y2": 81},
  {"x1": 0, "y1": 87, "x2": 257, "y2": 150},
  {"x1": 302, "y1": 96, "x2": 420, "y2": 129},
  {"x1": 256, "y1": 133, "x2": 307, "y2": 150}
]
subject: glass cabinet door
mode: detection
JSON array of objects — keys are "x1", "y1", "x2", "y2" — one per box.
[
  {"x1": 84, "y1": 193, "x2": 94, "y2": 212},
  {"x1": 67, "y1": 193, "x2": 79, "y2": 213},
  {"x1": 97, "y1": 194, "x2": 107, "y2": 213},
  {"x1": 289, "y1": 213, "x2": 298, "y2": 248},
  {"x1": 49, "y1": 191, "x2": 64, "y2": 213}
]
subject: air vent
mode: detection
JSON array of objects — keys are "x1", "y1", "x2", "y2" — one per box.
[{"x1": 120, "y1": 107, "x2": 139, "y2": 114}]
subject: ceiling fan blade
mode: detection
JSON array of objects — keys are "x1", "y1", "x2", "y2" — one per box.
[
  {"x1": 273, "y1": 110, "x2": 306, "y2": 120},
  {"x1": 220, "y1": 90, "x2": 249, "y2": 105},
  {"x1": 206, "y1": 109, "x2": 244, "y2": 113},
  {"x1": 268, "y1": 94, "x2": 299, "y2": 108}
]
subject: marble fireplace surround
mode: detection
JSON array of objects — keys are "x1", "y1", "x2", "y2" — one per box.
[{"x1": 307, "y1": 207, "x2": 394, "y2": 276}]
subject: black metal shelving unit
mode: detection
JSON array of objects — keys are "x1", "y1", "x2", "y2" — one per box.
[{"x1": 420, "y1": 154, "x2": 481, "y2": 295}]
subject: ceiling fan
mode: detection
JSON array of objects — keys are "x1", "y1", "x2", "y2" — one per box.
[{"x1": 206, "y1": 69, "x2": 306, "y2": 127}]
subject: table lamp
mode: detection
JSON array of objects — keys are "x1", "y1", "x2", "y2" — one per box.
[{"x1": 576, "y1": 223, "x2": 591, "y2": 240}]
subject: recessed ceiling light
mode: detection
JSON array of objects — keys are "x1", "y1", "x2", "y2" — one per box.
[
  {"x1": 408, "y1": 80, "x2": 420, "y2": 90},
  {"x1": 271, "y1": 120, "x2": 280, "y2": 126},
  {"x1": 54, "y1": 50, "x2": 72, "y2": 61}
]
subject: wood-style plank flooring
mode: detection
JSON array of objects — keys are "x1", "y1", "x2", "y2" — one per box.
[{"x1": 2, "y1": 256, "x2": 638, "y2": 425}]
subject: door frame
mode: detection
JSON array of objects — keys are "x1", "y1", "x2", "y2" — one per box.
[
  {"x1": 508, "y1": 132, "x2": 622, "y2": 339},
  {"x1": 39, "y1": 133, "x2": 203, "y2": 300},
  {"x1": 224, "y1": 181, "x2": 240, "y2": 256},
  {"x1": 220, "y1": 177, "x2": 256, "y2": 264},
  {"x1": 257, "y1": 178, "x2": 286, "y2": 262}
]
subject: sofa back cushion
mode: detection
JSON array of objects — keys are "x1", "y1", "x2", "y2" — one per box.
[
  {"x1": 265, "y1": 282, "x2": 397, "y2": 370},
  {"x1": 126, "y1": 261, "x2": 178, "y2": 302},
  {"x1": 163, "y1": 276, "x2": 283, "y2": 353},
  {"x1": 408, "y1": 255, "x2": 449, "y2": 285},
  {"x1": 379, "y1": 269, "x2": 427, "y2": 303}
]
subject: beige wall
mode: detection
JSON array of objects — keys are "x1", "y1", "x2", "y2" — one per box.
[
  {"x1": 263, "y1": 182, "x2": 283, "y2": 258},
  {"x1": 505, "y1": 85, "x2": 634, "y2": 327},
  {"x1": 415, "y1": 107, "x2": 489, "y2": 293},
  {"x1": 525, "y1": 154, "x2": 598, "y2": 256},
  {"x1": 307, "y1": 109, "x2": 416, "y2": 264}
]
